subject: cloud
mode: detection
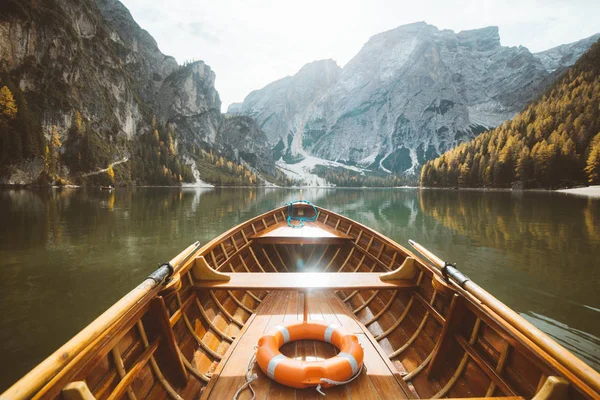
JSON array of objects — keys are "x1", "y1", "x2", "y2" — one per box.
[
  {"x1": 187, "y1": 22, "x2": 221, "y2": 45},
  {"x1": 118, "y1": 0, "x2": 600, "y2": 111}
]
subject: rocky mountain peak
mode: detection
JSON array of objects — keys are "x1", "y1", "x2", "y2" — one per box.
[
  {"x1": 457, "y1": 26, "x2": 501, "y2": 51},
  {"x1": 534, "y1": 33, "x2": 600, "y2": 72},
  {"x1": 297, "y1": 59, "x2": 340, "y2": 76},
  {"x1": 96, "y1": 0, "x2": 156, "y2": 48},
  {"x1": 160, "y1": 61, "x2": 220, "y2": 117},
  {"x1": 228, "y1": 58, "x2": 342, "y2": 150},
  {"x1": 158, "y1": 61, "x2": 221, "y2": 146},
  {"x1": 233, "y1": 23, "x2": 598, "y2": 176},
  {"x1": 95, "y1": 0, "x2": 177, "y2": 103}
]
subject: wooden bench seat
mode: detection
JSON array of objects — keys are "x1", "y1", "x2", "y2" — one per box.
[
  {"x1": 192, "y1": 272, "x2": 419, "y2": 290},
  {"x1": 200, "y1": 290, "x2": 412, "y2": 399},
  {"x1": 249, "y1": 221, "x2": 353, "y2": 244}
]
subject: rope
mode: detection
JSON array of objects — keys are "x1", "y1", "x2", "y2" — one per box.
[
  {"x1": 315, "y1": 363, "x2": 365, "y2": 396},
  {"x1": 233, "y1": 346, "x2": 259, "y2": 400},
  {"x1": 285, "y1": 200, "x2": 318, "y2": 229}
]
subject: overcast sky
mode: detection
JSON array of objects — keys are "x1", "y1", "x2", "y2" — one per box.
[{"x1": 119, "y1": 0, "x2": 599, "y2": 111}]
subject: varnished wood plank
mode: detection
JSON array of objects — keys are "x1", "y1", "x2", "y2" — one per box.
[
  {"x1": 337, "y1": 248, "x2": 355, "y2": 272},
  {"x1": 110, "y1": 347, "x2": 137, "y2": 400},
  {"x1": 194, "y1": 298, "x2": 234, "y2": 343},
  {"x1": 248, "y1": 247, "x2": 266, "y2": 272},
  {"x1": 197, "y1": 304, "x2": 262, "y2": 396},
  {"x1": 427, "y1": 294, "x2": 467, "y2": 379},
  {"x1": 352, "y1": 333, "x2": 409, "y2": 400},
  {"x1": 486, "y1": 339, "x2": 512, "y2": 396},
  {"x1": 444, "y1": 398, "x2": 524, "y2": 400},
  {"x1": 201, "y1": 292, "x2": 290, "y2": 399},
  {"x1": 320, "y1": 291, "x2": 363, "y2": 334},
  {"x1": 136, "y1": 320, "x2": 187, "y2": 400},
  {"x1": 193, "y1": 272, "x2": 419, "y2": 290},
  {"x1": 215, "y1": 241, "x2": 253, "y2": 271},
  {"x1": 250, "y1": 221, "x2": 352, "y2": 244},
  {"x1": 365, "y1": 291, "x2": 399, "y2": 327},
  {"x1": 203, "y1": 290, "x2": 410, "y2": 399},
  {"x1": 334, "y1": 293, "x2": 413, "y2": 399},
  {"x1": 376, "y1": 295, "x2": 416, "y2": 341},
  {"x1": 209, "y1": 291, "x2": 244, "y2": 327},
  {"x1": 323, "y1": 248, "x2": 341, "y2": 272},
  {"x1": 455, "y1": 335, "x2": 518, "y2": 396},
  {"x1": 106, "y1": 338, "x2": 161, "y2": 400},
  {"x1": 259, "y1": 292, "x2": 295, "y2": 399},
  {"x1": 62, "y1": 381, "x2": 96, "y2": 400},
  {"x1": 140, "y1": 299, "x2": 188, "y2": 388},
  {"x1": 351, "y1": 242, "x2": 393, "y2": 272},
  {"x1": 414, "y1": 291, "x2": 445, "y2": 324},
  {"x1": 261, "y1": 248, "x2": 279, "y2": 272}
]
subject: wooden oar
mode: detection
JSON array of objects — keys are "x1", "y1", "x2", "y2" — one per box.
[
  {"x1": 408, "y1": 239, "x2": 600, "y2": 396},
  {"x1": 2, "y1": 241, "x2": 201, "y2": 400}
]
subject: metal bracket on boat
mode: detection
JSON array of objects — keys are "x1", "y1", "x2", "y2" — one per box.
[
  {"x1": 441, "y1": 262, "x2": 470, "y2": 288},
  {"x1": 148, "y1": 262, "x2": 174, "y2": 284}
]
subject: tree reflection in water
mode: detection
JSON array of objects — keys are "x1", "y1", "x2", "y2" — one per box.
[{"x1": 0, "y1": 187, "x2": 598, "y2": 391}]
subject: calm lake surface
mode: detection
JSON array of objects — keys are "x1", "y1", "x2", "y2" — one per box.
[{"x1": 0, "y1": 187, "x2": 599, "y2": 390}]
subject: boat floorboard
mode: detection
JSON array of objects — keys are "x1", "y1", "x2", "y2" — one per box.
[{"x1": 201, "y1": 290, "x2": 412, "y2": 399}]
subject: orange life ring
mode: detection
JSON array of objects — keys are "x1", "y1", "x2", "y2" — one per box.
[{"x1": 256, "y1": 321, "x2": 364, "y2": 389}]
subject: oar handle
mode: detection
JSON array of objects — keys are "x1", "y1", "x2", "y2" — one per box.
[
  {"x1": 408, "y1": 239, "x2": 445, "y2": 268},
  {"x1": 408, "y1": 239, "x2": 600, "y2": 396},
  {"x1": 2, "y1": 241, "x2": 201, "y2": 400},
  {"x1": 408, "y1": 240, "x2": 470, "y2": 288},
  {"x1": 170, "y1": 241, "x2": 201, "y2": 269}
]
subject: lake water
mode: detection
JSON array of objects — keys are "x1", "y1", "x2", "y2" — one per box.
[{"x1": 0, "y1": 187, "x2": 599, "y2": 391}]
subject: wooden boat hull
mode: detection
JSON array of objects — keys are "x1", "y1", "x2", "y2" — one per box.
[{"x1": 3, "y1": 203, "x2": 599, "y2": 399}]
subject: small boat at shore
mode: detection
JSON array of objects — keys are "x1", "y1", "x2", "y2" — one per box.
[
  {"x1": 100, "y1": 186, "x2": 113, "y2": 191},
  {"x1": 3, "y1": 200, "x2": 599, "y2": 399}
]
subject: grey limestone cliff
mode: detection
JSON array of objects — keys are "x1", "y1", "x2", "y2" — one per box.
[
  {"x1": 0, "y1": 0, "x2": 275, "y2": 183},
  {"x1": 231, "y1": 22, "x2": 598, "y2": 174},
  {"x1": 535, "y1": 33, "x2": 600, "y2": 73},
  {"x1": 229, "y1": 59, "x2": 341, "y2": 157},
  {"x1": 218, "y1": 115, "x2": 277, "y2": 176}
]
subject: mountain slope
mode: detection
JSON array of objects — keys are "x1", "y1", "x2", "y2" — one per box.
[
  {"x1": 420, "y1": 39, "x2": 600, "y2": 188},
  {"x1": 231, "y1": 23, "x2": 598, "y2": 175},
  {"x1": 0, "y1": 0, "x2": 276, "y2": 186},
  {"x1": 535, "y1": 33, "x2": 600, "y2": 73},
  {"x1": 228, "y1": 59, "x2": 341, "y2": 160}
]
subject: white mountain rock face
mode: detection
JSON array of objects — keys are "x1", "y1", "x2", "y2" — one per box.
[
  {"x1": 230, "y1": 22, "x2": 598, "y2": 174},
  {"x1": 535, "y1": 33, "x2": 600, "y2": 72},
  {"x1": 229, "y1": 59, "x2": 341, "y2": 160}
]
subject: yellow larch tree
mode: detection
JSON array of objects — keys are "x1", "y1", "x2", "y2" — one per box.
[
  {"x1": 585, "y1": 133, "x2": 600, "y2": 183},
  {"x1": 0, "y1": 86, "x2": 17, "y2": 121},
  {"x1": 106, "y1": 165, "x2": 115, "y2": 184}
]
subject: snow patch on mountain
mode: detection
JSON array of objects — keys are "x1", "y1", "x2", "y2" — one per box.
[
  {"x1": 276, "y1": 153, "x2": 365, "y2": 187},
  {"x1": 232, "y1": 23, "x2": 599, "y2": 177}
]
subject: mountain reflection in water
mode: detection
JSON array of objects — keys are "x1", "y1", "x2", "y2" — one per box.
[{"x1": 0, "y1": 187, "x2": 598, "y2": 391}]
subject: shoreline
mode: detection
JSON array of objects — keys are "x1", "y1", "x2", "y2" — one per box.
[
  {"x1": 1, "y1": 184, "x2": 599, "y2": 198},
  {"x1": 556, "y1": 185, "x2": 600, "y2": 198}
]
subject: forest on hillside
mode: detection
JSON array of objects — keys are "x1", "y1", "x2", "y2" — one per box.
[
  {"x1": 0, "y1": 75, "x2": 284, "y2": 187},
  {"x1": 420, "y1": 40, "x2": 600, "y2": 189},
  {"x1": 312, "y1": 165, "x2": 416, "y2": 187},
  {"x1": 0, "y1": 78, "x2": 195, "y2": 187}
]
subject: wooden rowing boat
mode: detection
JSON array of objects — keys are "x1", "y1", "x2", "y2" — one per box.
[{"x1": 3, "y1": 201, "x2": 599, "y2": 399}]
